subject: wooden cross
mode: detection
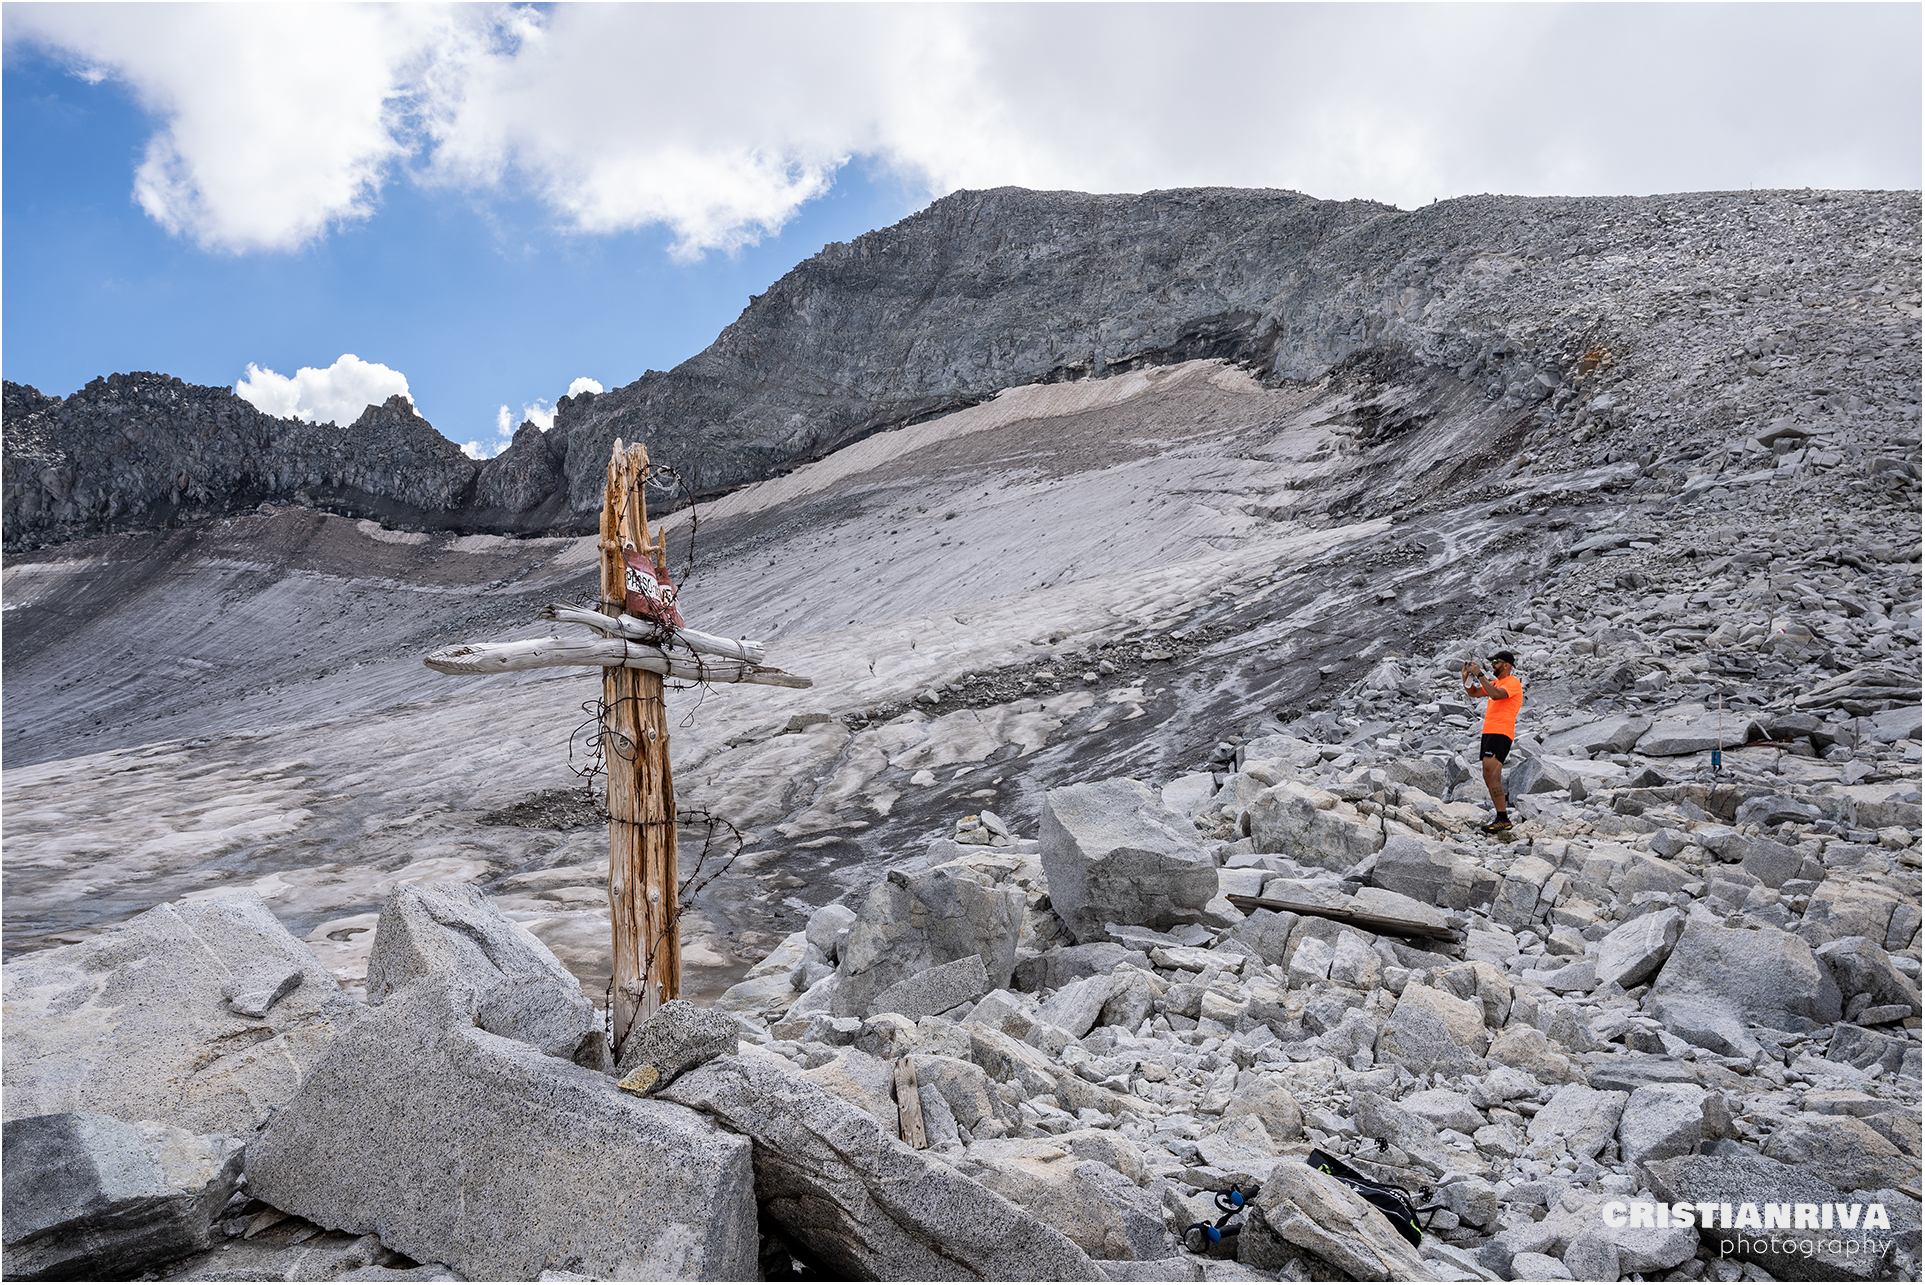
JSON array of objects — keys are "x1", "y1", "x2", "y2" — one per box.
[
  {"x1": 425, "y1": 438, "x2": 810, "y2": 1052},
  {"x1": 599, "y1": 441, "x2": 678, "y2": 1040}
]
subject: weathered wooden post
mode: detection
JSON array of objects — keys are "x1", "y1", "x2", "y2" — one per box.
[
  {"x1": 422, "y1": 436, "x2": 811, "y2": 1059},
  {"x1": 600, "y1": 440, "x2": 679, "y2": 1044}
]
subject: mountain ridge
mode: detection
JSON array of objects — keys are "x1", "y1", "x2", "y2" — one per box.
[{"x1": 5, "y1": 183, "x2": 1917, "y2": 551}]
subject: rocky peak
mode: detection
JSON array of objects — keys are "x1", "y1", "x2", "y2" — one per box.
[{"x1": 6, "y1": 184, "x2": 1918, "y2": 551}]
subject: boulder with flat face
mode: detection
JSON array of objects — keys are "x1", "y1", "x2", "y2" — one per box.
[
  {"x1": 1248, "y1": 1162, "x2": 1437, "y2": 1281},
  {"x1": 2, "y1": 891, "x2": 358, "y2": 1137},
  {"x1": 2, "y1": 1112, "x2": 243, "y2": 1282},
  {"x1": 1641, "y1": 1151, "x2": 1912, "y2": 1282},
  {"x1": 1541, "y1": 714, "x2": 1651, "y2": 756},
  {"x1": 246, "y1": 980, "x2": 757, "y2": 1282},
  {"x1": 1615, "y1": 1083, "x2": 1716, "y2": 1168},
  {"x1": 1527, "y1": 1085, "x2": 1628, "y2": 1161},
  {"x1": 1816, "y1": 937, "x2": 1923, "y2": 1013},
  {"x1": 1594, "y1": 909, "x2": 1685, "y2": 991},
  {"x1": 1039, "y1": 779, "x2": 1220, "y2": 945},
  {"x1": 659, "y1": 1054, "x2": 1100, "y2": 1281},
  {"x1": 1247, "y1": 781, "x2": 1385, "y2": 872},
  {"x1": 366, "y1": 881, "x2": 601, "y2": 1066},
  {"x1": 1369, "y1": 837, "x2": 1495, "y2": 910},
  {"x1": 868, "y1": 954, "x2": 992, "y2": 1021},
  {"x1": 958, "y1": 1138, "x2": 1174, "y2": 1263},
  {"x1": 1760, "y1": 1113, "x2": 1916, "y2": 1193},
  {"x1": 614, "y1": 999, "x2": 740, "y2": 1094},
  {"x1": 1644, "y1": 921, "x2": 1842, "y2": 1032},
  {"x1": 833, "y1": 861, "x2": 1026, "y2": 1017}
]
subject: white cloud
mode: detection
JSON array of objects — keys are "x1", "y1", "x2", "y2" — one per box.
[
  {"x1": 6, "y1": 5, "x2": 467, "y2": 253},
  {"x1": 235, "y1": 354, "x2": 412, "y2": 427},
  {"x1": 465, "y1": 379, "x2": 593, "y2": 458},
  {"x1": 10, "y1": 4, "x2": 1919, "y2": 257}
]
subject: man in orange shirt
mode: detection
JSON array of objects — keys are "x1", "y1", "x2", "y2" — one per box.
[{"x1": 1462, "y1": 650, "x2": 1523, "y2": 834}]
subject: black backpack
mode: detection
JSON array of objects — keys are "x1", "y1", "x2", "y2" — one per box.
[{"x1": 1306, "y1": 1149, "x2": 1432, "y2": 1248}]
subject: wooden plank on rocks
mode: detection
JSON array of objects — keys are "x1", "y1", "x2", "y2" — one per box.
[
  {"x1": 894, "y1": 1056, "x2": 927, "y2": 1150},
  {"x1": 1225, "y1": 893, "x2": 1463, "y2": 944}
]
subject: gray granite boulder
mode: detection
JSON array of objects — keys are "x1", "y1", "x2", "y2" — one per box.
[
  {"x1": 806, "y1": 902, "x2": 858, "y2": 961},
  {"x1": 833, "y1": 861, "x2": 1025, "y2": 1018},
  {"x1": 1039, "y1": 779, "x2": 1220, "y2": 944},
  {"x1": 1828, "y1": 1022, "x2": 1916, "y2": 1074},
  {"x1": 1378, "y1": 982, "x2": 1490, "y2": 1075},
  {"x1": 1594, "y1": 908, "x2": 1685, "y2": 991},
  {"x1": 366, "y1": 881, "x2": 602, "y2": 1066},
  {"x1": 1647, "y1": 996, "x2": 1760, "y2": 1059},
  {"x1": 1615, "y1": 1083, "x2": 1716, "y2": 1167},
  {"x1": 155, "y1": 1219, "x2": 425, "y2": 1282},
  {"x1": 1368, "y1": 836, "x2": 1495, "y2": 910},
  {"x1": 614, "y1": 999, "x2": 741, "y2": 1094},
  {"x1": 1645, "y1": 921, "x2": 1842, "y2": 1031},
  {"x1": 1816, "y1": 937, "x2": 1923, "y2": 1014},
  {"x1": 1013, "y1": 943, "x2": 1154, "y2": 992},
  {"x1": 1636, "y1": 711, "x2": 1765, "y2": 756},
  {"x1": 1527, "y1": 1085, "x2": 1628, "y2": 1161},
  {"x1": 1037, "y1": 972, "x2": 1119, "y2": 1040},
  {"x1": 247, "y1": 980, "x2": 756, "y2": 1281},
  {"x1": 1760, "y1": 1113, "x2": 1916, "y2": 1193},
  {"x1": 1541, "y1": 713, "x2": 1651, "y2": 756},
  {"x1": 958, "y1": 1138, "x2": 1174, "y2": 1262},
  {"x1": 1219, "y1": 908, "x2": 1299, "y2": 967},
  {"x1": 1248, "y1": 1162, "x2": 1437, "y2": 1280},
  {"x1": 1740, "y1": 836, "x2": 1807, "y2": 888},
  {"x1": 2, "y1": 1112, "x2": 243, "y2": 1281},
  {"x1": 1, "y1": 891, "x2": 358, "y2": 1136},
  {"x1": 1247, "y1": 780, "x2": 1385, "y2": 872},
  {"x1": 659, "y1": 1054, "x2": 1100, "y2": 1280},
  {"x1": 869, "y1": 954, "x2": 992, "y2": 1020},
  {"x1": 1641, "y1": 1151, "x2": 1913, "y2": 1281},
  {"x1": 1221, "y1": 1076, "x2": 1305, "y2": 1144}
]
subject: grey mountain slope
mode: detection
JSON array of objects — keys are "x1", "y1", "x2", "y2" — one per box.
[
  {"x1": 2, "y1": 182, "x2": 1918, "y2": 1018},
  {"x1": 5, "y1": 184, "x2": 1917, "y2": 550}
]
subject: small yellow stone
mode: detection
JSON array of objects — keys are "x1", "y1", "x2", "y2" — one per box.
[{"x1": 617, "y1": 1065, "x2": 661, "y2": 1096}]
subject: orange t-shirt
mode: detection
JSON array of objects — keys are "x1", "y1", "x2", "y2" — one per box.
[{"x1": 1481, "y1": 675, "x2": 1523, "y2": 737}]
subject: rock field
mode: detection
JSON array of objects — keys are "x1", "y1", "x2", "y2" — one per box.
[{"x1": 1, "y1": 181, "x2": 1919, "y2": 1281}]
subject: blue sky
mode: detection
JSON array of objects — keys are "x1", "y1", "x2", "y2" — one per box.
[
  {"x1": 5, "y1": 4, "x2": 1918, "y2": 457},
  {"x1": 3, "y1": 44, "x2": 928, "y2": 454}
]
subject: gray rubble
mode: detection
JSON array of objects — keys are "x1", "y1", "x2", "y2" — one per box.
[{"x1": 708, "y1": 630, "x2": 1918, "y2": 1282}]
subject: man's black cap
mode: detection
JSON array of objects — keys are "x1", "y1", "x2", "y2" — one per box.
[{"x1": 1492, "y1": 650, "x2": 1517, "y2": 666}]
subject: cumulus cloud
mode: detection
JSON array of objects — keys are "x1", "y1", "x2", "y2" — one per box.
[
  {"x1": 235, "y1": 354, "x2": 411, "y2": 427},
  {"x1": 10, "y1": 4, "x2": 1918, "y2": 257},
  {"x1": 568, "y1": 377, "x2": 603, "y2": 398},
  {"x1": 6, "y1": 5, "x2": 467, "y2": 252}
]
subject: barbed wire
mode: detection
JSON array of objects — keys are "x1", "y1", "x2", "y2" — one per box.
[
  {"x1": 609, "y1": 459, "x2": 700, "y2": 584},
  {"x1": 569, "y1": 689, "x2": 744, "y2": 1051}
]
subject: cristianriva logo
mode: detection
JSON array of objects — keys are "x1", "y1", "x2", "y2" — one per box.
[
  {"x1": 1600, "y1": 1201, "x2": 1891, "y2": 1232},
  {"x1": 1601, "y1": 1200, "x2": 1894, "y2": 1264}
]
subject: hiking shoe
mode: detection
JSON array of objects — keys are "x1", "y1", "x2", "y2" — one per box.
[{"x1": 1481, "y1": 819, "x2": 1514, "y2": 834}]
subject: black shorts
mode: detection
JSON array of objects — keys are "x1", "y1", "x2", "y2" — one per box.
[{"x1": 1480, "y1": 733, "x2": 1514, "y2": 763}]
